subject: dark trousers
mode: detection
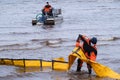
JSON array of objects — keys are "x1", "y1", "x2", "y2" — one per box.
[{"x1": 76, "y1": 59, "x2": 92, "y2": 74}]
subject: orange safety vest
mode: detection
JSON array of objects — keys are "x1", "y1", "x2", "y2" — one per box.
[
  {"x1": 44, "y1": 7, "x2": 50, "y2": 12},
  {"x1": 85, "y1": 45, "x2": 97, "y2": 61},
  {"x1": 75, "y1": 35, "x2": 97, "y2": 61},
  {"x1": 44, "y1": 5, "x2": 52, "y2": 13}
]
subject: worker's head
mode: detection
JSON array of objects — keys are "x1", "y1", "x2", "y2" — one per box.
[
  {"x1": 46, "y1": 2, "x2": 49, "y2": 4},
  {"x1": 90, "y1": 37, "x2": 97, "y2": 44}
]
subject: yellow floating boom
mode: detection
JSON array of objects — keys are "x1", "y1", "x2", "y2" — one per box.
[
  {"x1": 0, "y1": 47, "x2": 120, "y2": 79},
  {"x1": 0, "y1": 58, "x2": 68, "y2": 71}
]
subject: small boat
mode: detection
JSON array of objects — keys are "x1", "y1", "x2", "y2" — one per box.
[{"x1": 32, "y1": 9, "x2": 63, "y2": 25}]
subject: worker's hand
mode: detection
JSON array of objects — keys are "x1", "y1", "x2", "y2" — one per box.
[
  {"x1": 87, "y1": 59, "x2": 91, "y2": 64},
  {"x1": 75, "y1": 42, "x2": 80, "y2": 47}
]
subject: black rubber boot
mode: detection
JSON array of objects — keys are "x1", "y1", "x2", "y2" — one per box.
[
  {"x1": 76, "y1": 59, "x2": 81, "y2": 72},
  {"x1": 76, "y1": 67, "x2": 81, "y2": 72},
  {"x1": 76, "y1": 66, "x2": 81, "y2": 72},
  {"x1": 88, "y1": 69, "x2": 92, "y2": 74}
]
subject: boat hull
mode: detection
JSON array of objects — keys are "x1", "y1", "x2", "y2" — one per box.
[{"x1": 32, "y1": 16, "x2": 63, "y2": 25}]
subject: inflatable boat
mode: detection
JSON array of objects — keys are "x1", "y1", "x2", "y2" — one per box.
[{"x1": 32, "y1": 9, "x2": 63, "y2": 25}]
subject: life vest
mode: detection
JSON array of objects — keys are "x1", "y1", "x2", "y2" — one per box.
[
  {"x1": 44, "y1": 5, "x2": 52, "y2": 13},
  {"x1": 75, "y1": 35, "x2": 97, "y2": 61}
]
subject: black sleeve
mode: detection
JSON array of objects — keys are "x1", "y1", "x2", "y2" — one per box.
[
  {"x1": 80, "y1": 35, "x2": 88, "y2": 45},
  {"x1": 76, "y1": 34, "x2": 82, "y2": 42},
  {"x1": 76, "y1": 34, "x2": 89, "y2": 45}
]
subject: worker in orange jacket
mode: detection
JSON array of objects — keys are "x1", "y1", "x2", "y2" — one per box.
[
  {"x1": 42, "y1": 2, "x2": 53, "y2": 16},
  {"x1": 76, "y1": 34, "x2": 97, "y2": 74}
]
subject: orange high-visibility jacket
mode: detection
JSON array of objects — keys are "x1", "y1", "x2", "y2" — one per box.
[
  {"x1": 75, "y1": 35, "x2": 97, "y2": 61},
  {"x1": 43, "y1": 5, "x2": 52, "y2": 12}
]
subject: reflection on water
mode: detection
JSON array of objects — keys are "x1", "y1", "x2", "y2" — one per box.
[
  {"x1": 16, "y1": 67, "x2": 112, "y2": 80},
  {"x1": 42, "y1": 25, "x2": 54, "y2": 29},
  {"x1": 16, "y1": 67, "x2": 52, "y2": 73}
]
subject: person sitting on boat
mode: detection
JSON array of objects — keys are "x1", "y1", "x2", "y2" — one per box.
[
  {"x1": 75, "y1": 34, "x2": 97, "y2": 74},
  {"x1": 42, "y1": 2, "x2": 53, "y2": 17}
]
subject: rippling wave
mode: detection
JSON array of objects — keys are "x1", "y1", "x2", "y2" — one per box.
[
  {"x1": 0, "y1": 36, "x2": 119, "y2": 51},
  {"x1": 99, "y1": 37, "x2": 120, "y2": 41}
]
